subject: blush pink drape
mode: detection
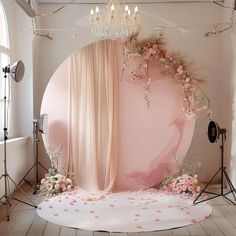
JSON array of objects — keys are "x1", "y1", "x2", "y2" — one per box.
[{"x1": 67, "y1": 40, "x2": 118, "y2": 192}]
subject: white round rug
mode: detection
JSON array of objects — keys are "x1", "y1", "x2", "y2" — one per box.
[{"x1": 37, "y1": 188, "x2": 212, "y2": 232}]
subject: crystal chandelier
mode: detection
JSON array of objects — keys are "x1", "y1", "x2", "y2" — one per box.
[{"x1": 89, "y1": 0, "x2": 139, "y2": 39}]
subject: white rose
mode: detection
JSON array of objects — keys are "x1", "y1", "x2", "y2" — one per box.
[
  {"x1": 185, "y1": 77, "x2": 191, "y2": 83},
  {"x1": 196, "y1": 186, "x2": 201, "y2": 192},
  {"x1": 55, "y1": 173, "x2": 63, "y2": 178}
]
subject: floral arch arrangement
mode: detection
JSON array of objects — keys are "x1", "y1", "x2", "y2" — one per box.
[{"x1": 121, "y1": 33, "x2": 210, "y2": 119}]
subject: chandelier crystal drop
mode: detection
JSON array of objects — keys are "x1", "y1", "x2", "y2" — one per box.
[{"x1": 89, "y1": 0, "x2": 140, "y2": 39}]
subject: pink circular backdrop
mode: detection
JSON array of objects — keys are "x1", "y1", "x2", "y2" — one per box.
[{"x1": 41, "y1": 42, "x2": 195, "y2": 191}]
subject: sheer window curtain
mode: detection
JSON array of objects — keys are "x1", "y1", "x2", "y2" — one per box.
[{"x1": 67, "y1": 40, "x2": 118, "y2": 192}]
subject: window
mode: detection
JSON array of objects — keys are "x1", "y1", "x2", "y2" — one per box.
[{"x1": 0, "y1": 2, "x2": 10, "y2": 140}]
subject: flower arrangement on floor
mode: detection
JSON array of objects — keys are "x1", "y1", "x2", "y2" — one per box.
[
  {"x1": 40, "y1": 145, "x2": 73, "y2": 196},
  {"x1": 158, "y1": 160, "x2": 202, "y2": 196},
  {"x1": 121, "y1": 32, "x2": 211, "y2": 119},
  {"x1": 162, "y1": 174, "x2": 201, "y2": 195}
]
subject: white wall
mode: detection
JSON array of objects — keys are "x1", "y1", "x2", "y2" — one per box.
[
  {"x1": 35, "y1": 2, "x2": 224, "y2": 183},
  {"x1": 0, "y1": 0, "x2": 37, "y2": 195},
  {"x1": 0, "y1": 137, "x2": 31, "y2": 196},
  {"x1": 222, "y1": 0, "x2": 236, "y2": 185}
]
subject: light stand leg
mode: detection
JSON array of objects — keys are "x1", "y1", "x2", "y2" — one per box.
[
  {"x1": 193, "y1": 167, "x2": 221, "y2": 204},
  {"x1": 17, "y1": 164, "x2": 36, "y2": 187},
  {"x1": 223, "y1": 170, "x2": 236, "y2": 204},
  {"x1": 0, "y1": 71, "x2": 37, "y2": 222},
  {"x1": 8, "y1": 175, "x2": 37, "y2": 207},
  {"x1": 193, "y1": 131, "x2": 236, "y2": 205},
  {"x1": 17, "y1": 121, "x2": 48, "y2": 194}
]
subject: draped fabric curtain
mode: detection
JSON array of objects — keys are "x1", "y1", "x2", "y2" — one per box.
[{"x1": 67, "y1": 40, "x2": 118, "y2": 192}]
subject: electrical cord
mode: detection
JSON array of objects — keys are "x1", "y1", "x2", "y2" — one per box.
[{"x1": 36, "y1": 0, "x2": 76, "y2": 17}]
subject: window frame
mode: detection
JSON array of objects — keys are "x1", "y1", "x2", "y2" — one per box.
[{"x1": 0, "y1": 1, "x2": 10, "y2": 140}]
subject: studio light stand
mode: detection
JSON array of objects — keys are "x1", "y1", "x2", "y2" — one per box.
[
  {"x1": 0, "y1": 61, "x2": 37, "y2": 221},
  {"x1": 193, "y1": 121, "x2": 236, "y2": 205},
  {"x1": 18, "y1": 115, "x2": 48, "y2": 194}
]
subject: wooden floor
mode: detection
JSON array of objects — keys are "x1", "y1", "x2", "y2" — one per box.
[{"x1": 0, "y1": 185, "x2": 235, "y2": 236}]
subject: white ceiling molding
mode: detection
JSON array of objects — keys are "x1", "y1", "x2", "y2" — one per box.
[{"x1": 36, "y1": 0, "x2": 224, "y2": 4}]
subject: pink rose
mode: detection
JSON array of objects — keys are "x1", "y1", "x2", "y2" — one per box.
[
  {"x1": 181, "y1": 186, "x2": 187, "y2": 191},
  {"x1": 153, "y1": 44, "x2": 158, "y2": 50},
  {"x1": 63, "y1": 187, "x2": 67, "y2": 192},
  {"x1": 55, "y1": 184, "x2": 60, "y2": 190},
  {"x1": 148, "y1": 48, "x2": 155, "y2": 55},
  {"x1": 143, "y1": 47, "x2": 148, "y2": 53},
  {"x1": 165, "y1": 51, "x2": 172, "y2": 59},
  {"x1": 156, "y1": 48, "x2": 160, "y2": 54},
  {"x1": 175, "y1": 73, "x2": 181, "y2": 80},
  {"x1": 188, "y1": 186, "x2": 193, "y2": 192},
  {"x1": 188, "y1": 179, "x2": 193, "y2": 184}
]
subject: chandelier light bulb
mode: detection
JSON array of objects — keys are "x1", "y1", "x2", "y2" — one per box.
[{"x1": 89, "y1": 0, "x2": 140, "y2": 39}]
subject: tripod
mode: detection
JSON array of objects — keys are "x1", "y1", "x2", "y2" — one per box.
[
  {"x1": 0, "y1": 69, "x2": 37, "y2": 221},
  {"x1": 17, "y1": 120, "x2": 48, "y2": 194},
  {"x1": 193, "y1": 129, "x2": 236, "y2": 205}
]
